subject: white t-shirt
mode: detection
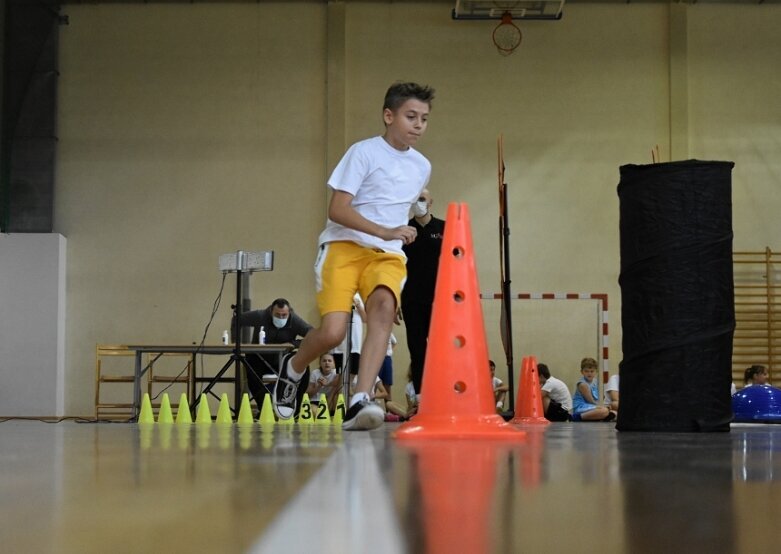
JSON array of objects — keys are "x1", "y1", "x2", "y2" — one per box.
[
  {"x1": 541, "y1": 375, "x2": 573, "y2": 412},
  {"x1": 492, "y1": 376, "x2": 503, "y2": 391},
  {"x1": 333, "y1": 293, "x2": 364, "y2": 355},
  {"x1": 351, "y1": 375, "x2": 383, "y2": 407},
  {"x1": 319, "y1": 136, "x2": 431, "y2": 255},
  {"x1": 405, "y1": 381, "x2": 420, "y2": 405},
  {"x1": 386, "y1": 333, "x2": 397, "y2": 356},
  {"x1": 309, "y1": 369, "x2": 339, "y2": 399},
  {"x1": 351, "y1": 374, "x2": 381, "y2": 389},
  {"x1": 604, "y1": 374, "x2": 620, "y2": 404}
]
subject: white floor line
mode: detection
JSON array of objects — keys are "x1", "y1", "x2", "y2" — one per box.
[{"x1": 248, "y1": 435, "x2": 405, "y2": 554}]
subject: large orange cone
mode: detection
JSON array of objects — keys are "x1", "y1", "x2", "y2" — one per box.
[
  {"x1": 401, "y1": 441, "x2": 504, "y2": 553},
  {"x1": 510, "y1": 356, "x2": 549, "y2": 425},
  {"x1": 395, "y1": 203, "x2": 524, "y2": 441}
]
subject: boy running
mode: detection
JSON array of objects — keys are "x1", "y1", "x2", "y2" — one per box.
[{"x1": 274, "y1": 81, "x2": 435, "y2": 430}]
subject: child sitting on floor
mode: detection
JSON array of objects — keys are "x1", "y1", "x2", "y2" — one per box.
[{"x1": 571, "y1": 357, "x2": 616, "y2": 422}]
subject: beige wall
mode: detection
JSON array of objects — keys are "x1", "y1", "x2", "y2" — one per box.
[{"x1": 56, "y1": 2, "x2": 781, "y2": 415}]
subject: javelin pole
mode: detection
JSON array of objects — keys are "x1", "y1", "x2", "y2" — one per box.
[{"x1": 498, "y1": 135, "x2": 515, "y2": 412}]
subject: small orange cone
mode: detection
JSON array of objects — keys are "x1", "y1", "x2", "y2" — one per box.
[
  {"x1": 395, "y1": 203, "x2": 524, "y2": 441},
  {"x1": 510, "y1": 356, "x2": 549, "y2": 425},
  {"x1": 518, "y1": 426, "x2": 546, "y2": 488}
]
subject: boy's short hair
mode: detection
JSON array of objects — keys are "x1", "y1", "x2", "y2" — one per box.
[
  {"x1": 488, "y1": 359, "x2": 496, "y2": 370},
  {"x1": 383, "y1": 82, "x2": 435, "y2": 112},
  {"x1": 580, "y1": 357, "x2": 598, "y2": 370},
  {"x1": 537, "y1": 363, "x2": 551, "y2": 379}
]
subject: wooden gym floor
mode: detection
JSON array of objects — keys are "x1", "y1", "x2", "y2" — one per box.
[{"x1": 1, "y1": 420, "x2": 780, "y2": 553}]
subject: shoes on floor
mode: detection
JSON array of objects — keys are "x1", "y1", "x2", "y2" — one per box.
[
  {"x1": 272, "y1": 352, "x2": 300, "y2": 420},
  {"x1": 342, "y1": 399, "x2": 385, "y2": 431}
]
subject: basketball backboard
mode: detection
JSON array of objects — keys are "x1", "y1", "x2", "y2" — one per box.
[{"x1": 452, "y1": 0, "x2": 565, "y2": 20}]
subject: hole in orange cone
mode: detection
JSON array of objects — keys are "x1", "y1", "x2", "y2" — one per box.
[
  {"x1": 453, "y1": 290, "x2": 465, "y2": 303},
  {"x1": 452, "y1": 246, "x2": 464, "y2": 258},
  {"x1": 454, "y1": 335, "x2": 466, "y2": 348},
  {"x1": 454, "y1": 381, "x2": 467, "y2": 393}
]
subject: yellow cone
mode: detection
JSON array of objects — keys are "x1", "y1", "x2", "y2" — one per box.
[
  {"x1": 298, "y1": 393, "x2": 313, "y2": 425},
  {"x1": 197, "y1": 425, "x2": 211, "y2": 449},
  {"x1": 195, "y1": 394, "x2": 212, "y2": 424},
  {"x1": 217, "y1": 424, "x2": 232, "y2": 449},
  {"x1": 260, "y1": 423, "x2": 275, "y2": 449},
  {"x1": 259, "y1": 394, "x2": 276, "y2": 425},
  {"x1": 237, "y1": 393, "x2": 254, "y2": 425},
  {"x1": 216, "y1": 393, "x2": 233, "y2": 425},
  {"x1": 139, "y1": 424, "x2": 153, "y2": 449},
  {"x1": 176, "y1": 393, "x2": 192, "y2": 424},
  {"x1": 315, "y1": 393, "x2": 331, "y2": 425},
  {"x1": 333, "y1": 393, "x2": 346, "y2": 426},
  {"x1": 159, "y1": 423, "x2": 172, "y2": 449},
  {"x1": 158, "y1": 393, "x2": 174, "y2": 424},
  {"x1": 139, "y1": 393, "x2": 154, "y2": 424},
  {"x1": 177, "y1": 426, "x2": 191, "y2": 450},
  {"x1": 238, "y1": 425, "x2": 253, "y2": 450}
]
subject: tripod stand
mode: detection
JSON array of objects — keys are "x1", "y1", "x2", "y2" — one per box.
[
  {"x1": 194, "y1": 250, "x2": 274, "y2": 416},
  {"x1": 193, "y1": 266, "x2": 255, "y2": 415}
]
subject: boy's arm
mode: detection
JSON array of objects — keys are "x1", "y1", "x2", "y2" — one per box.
[
  {"x1": 353, "y1": 296, "x2": 368, "y2": 321},
  {"x1": 329, "y1": 190, "x2": 418, "y2": 244},
  {"x1": 373, "y1": 381, "x2": 389, "y2": 400},
  {"x1": 577, "y1": 382, "x2": 598, "y2": 404}
]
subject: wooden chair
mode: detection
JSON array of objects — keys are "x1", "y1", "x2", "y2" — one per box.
[{"x1": 94, "y1": 344, "x2": 136, "y2": 421}]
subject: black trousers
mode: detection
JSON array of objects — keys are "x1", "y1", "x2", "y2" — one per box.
[
  {"x1": 333, "y1": 352, "x2": 361, "y2": 375},
  {"x1": 402, "y1": 299, "x2": 433, "y2": 395},
  {"x1": 245, "y1": 353, "x2": 309, "y2": 416}
]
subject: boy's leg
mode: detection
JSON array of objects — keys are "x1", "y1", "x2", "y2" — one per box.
[
  {"x1": 579, "y1": 406, "x2": 610, "y2": 421},
  {"x1": 353, "y1": 288, "x2": 395, "y2": 396},
  {"x1": 342, "y1": 287, "x2": 395, "y2": 430},
  {"x1": 273, "y1": 312, "x2": 349, "y2": 419}
]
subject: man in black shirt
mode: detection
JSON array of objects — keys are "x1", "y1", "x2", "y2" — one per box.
[
  {"x1": 234, "y1": 298, "x2": 313, "y2": 409},
  {"x1": 401, "y1": 189, "x2": 445, "y2": 397}
]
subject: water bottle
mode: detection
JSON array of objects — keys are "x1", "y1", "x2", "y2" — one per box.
[
  {"x1": 221, "y1": 330, "x2": 229, "y2": 345},
  {"x1": 259, "y1": 326, "x2": 266, "y2": 345}
]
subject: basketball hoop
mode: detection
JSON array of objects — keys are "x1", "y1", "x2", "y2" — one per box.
[{"x1": 492, "y1": 12, "x2": 522, "y2": 56}]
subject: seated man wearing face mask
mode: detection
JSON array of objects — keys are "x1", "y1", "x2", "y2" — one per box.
[{"x1": 235, "y1": 298, "x2": 314, "y2": 409}]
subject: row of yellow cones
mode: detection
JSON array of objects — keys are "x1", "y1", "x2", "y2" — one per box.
[
  {"x1": 138, "y1": 391, "x2": 346, "y2": 426},
  {"x1": 138, "y1": 419, "x2": 341, "y2": 451}
]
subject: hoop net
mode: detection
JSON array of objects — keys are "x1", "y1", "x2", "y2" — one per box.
[{"x1": 492, "y1": 13, "x2": 522, "y2": 56}]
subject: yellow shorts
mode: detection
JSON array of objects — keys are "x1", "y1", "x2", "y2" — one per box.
[{"x1": 314, "y1": 241, "x2": 407, "y2": 316}]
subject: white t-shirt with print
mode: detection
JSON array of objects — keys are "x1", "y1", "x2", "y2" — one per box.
[
  {"x1": 541, "y1": 375, "x2": 573, "y2": 412},
  {"x1": 604, "y1": 374, "x2": 620, "y2": 404}
]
